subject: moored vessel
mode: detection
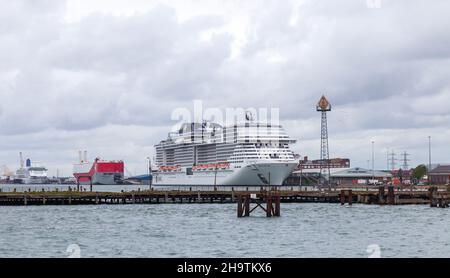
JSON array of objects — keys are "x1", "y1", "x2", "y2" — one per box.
[
  {"x1": 14, "y1": 153, "x2": 49, "y2": 184},
  {"x1": 73, "y1": 152, "x2": 124, "y2": 185},
  {"x1": 153, "y1": 115, "x2": 298, "y2": 187}
]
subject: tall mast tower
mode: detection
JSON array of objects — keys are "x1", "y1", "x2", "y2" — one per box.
[
  {"x1": 316, "y1": 95, "x2": 332, "y2": 186},
  {"x1": 389, "y1": 150, "x2": 397, "y2": 171},
  {"x1": 386, "y1": 149, "x2": 390, "y2": 171}
]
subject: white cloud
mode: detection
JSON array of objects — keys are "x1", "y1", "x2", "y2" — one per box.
[{"x1": 1, "y1": 0, "x2": 450, "y2": 175}]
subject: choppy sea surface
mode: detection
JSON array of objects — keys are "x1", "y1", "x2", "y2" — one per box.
[{"x1": 1, "y1": 198, "x2": 450, "y2": 258}]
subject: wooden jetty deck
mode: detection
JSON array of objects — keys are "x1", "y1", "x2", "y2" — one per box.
[{"x1": 0, "y1": 185, "x2": 449, "y2": 208}]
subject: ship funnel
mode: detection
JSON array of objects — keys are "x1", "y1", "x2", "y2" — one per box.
[
  {"x1": 78, "y1": 150, "x2": 82, "y2": 162},
  {"x1": 26, "y1": 159, "x2": 31, "y2": 167},
  {"x1": 84, "y1": 151, "x2": 87, "y2": 162}
]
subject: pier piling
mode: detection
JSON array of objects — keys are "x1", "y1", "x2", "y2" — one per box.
[
  {"x1": 274, "y1": 195, "x2": 281, "y2": 216},
  {"x1": 340, "y1": 190, "x2": 352, "y2": 205},
  {"x1": 266, "y1": 195, "x2": 272, "y2": 217},
  {"x1": 387, "y1": 186, "x2": 395, "y2": 205},
  {"x1": 237, "y1": 194, "x2": 251, "y2": 217},
  {"x1": 340, "y1": 190, "x2": 345, "y2": 205},
  {"x1": 244, "y1": 195, "x2": 250, "y2": 217},
  {"x1": 429, "y1": 187, "x2": 438, "y2": 207},
  {"x1": 378, "y1": 186, "x2": 385, "y2": 204},
  {"x1": 237, "y1": 195, "x2": 242, "y2": 217}
]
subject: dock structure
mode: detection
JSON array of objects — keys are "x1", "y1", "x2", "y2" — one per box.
[
  {"x1": 1, "y1": 186, "x2": 450, "y2": 211},
  {"x1": 236, "y1": 191, "x2": 281, "y2": 218}
]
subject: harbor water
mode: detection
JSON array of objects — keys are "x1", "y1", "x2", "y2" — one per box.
[{"x1": 1, "y1": 201, "x2": 450, "y2": 258}]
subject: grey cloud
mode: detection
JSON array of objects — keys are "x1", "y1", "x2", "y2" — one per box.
[
  {"x1": 1, "y1": 0, "x2": 450, "y2": 172},
  {"x1": 0, "y1": 3, "x2": 233, "y2": 134}
]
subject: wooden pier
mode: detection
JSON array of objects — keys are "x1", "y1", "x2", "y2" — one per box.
[
  {"x1": 0, "y1": 190, "x2": 236, "y2": 206},
  {"x1": 0, "y1": 186, "x2": 450, "y2": 211}
]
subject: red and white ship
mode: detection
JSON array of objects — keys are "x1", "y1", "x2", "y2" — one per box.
[{"x1": 73, "y1": 152, "x2": 124, "y2": 185}]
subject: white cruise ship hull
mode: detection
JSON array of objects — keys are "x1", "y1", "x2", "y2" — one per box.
[
  {"x1": 153, "y1": 161, "x2": 297, "y2": 187},
  {"x1": 21, "y1": 177, "x2": 48, "y2": 184}
]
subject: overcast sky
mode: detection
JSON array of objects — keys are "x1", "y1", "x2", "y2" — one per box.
[{"x1": 1, "y1": 0, "x2": 450, "y2": 177}]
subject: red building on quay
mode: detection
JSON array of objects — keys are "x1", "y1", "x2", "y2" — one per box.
[{"x1": 428, "y1": 165, "x2": 450, "y2": 185}]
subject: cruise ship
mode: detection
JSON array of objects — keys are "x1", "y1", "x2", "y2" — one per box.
[
  {"x1": 14, "y1": 154, "x2": 49, "y2": 184},
  {"x1": 153, "y1": 116, "x2": 298, "y2": 186}
]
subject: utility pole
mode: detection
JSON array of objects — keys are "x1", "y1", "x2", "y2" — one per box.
[
  {"x1": 428, "y1": 136, "x2": 432, "y2": 172},
  {"x1": 371, "y1": 141, "x2": 375, "y2": 181}
]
